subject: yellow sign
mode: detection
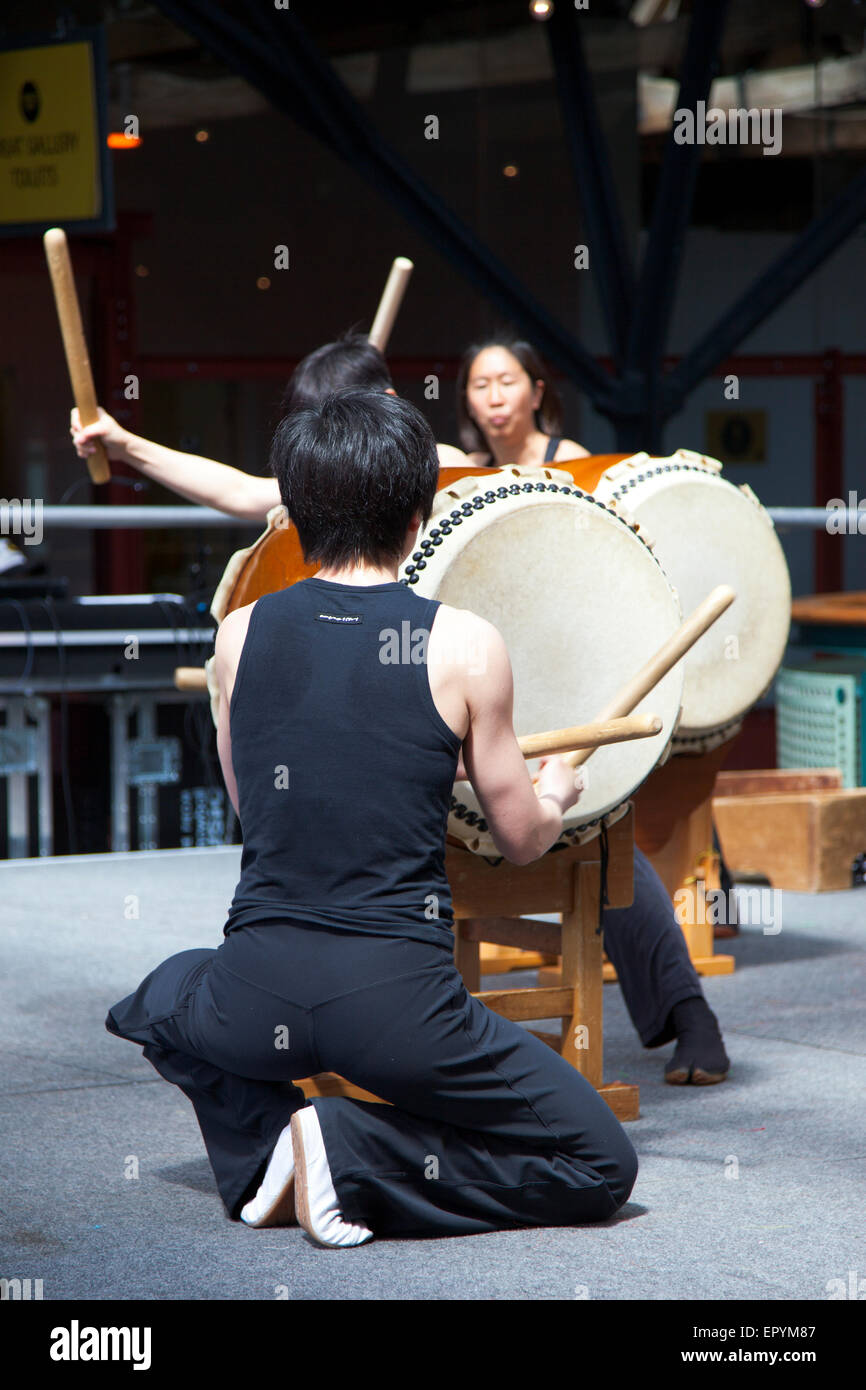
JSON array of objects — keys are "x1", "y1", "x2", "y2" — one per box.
[
  {"x1": 705, "y1": 409, "x2": 767, "y2": 465},
  {"x1": 0, "y1": 40, "x2": 102, "y2": 227}
]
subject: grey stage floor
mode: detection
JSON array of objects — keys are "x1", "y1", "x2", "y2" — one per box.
[{"x1": 1, "y1": 845, "x2": 863, "y2": 1302}]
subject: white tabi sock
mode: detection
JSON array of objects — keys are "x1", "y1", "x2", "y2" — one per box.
[
  {"x1": 240, "y1": 1122, "x2": 295, "y2": 1227},
  {"x1": 293, "y1": 1105, "x2": 373, "y2": 1248}
]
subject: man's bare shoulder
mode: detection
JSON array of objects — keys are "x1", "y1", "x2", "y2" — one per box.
[
  {"x1": 436, "y1": 442, "x2": 469, "y2": 467},
  {"x1": 214, "y1": 601, "x2": 257, "y2": 668},
  {"x1": 431, "y1": 603, "x2": 508, "y2": 668},
  {"x1": 555, "y1": 438, "x2": 590, "y2": 459}
]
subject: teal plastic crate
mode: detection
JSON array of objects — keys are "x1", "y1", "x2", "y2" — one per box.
[{"x1": 775, "y1": 660, "x2": 866, "y2": 788}]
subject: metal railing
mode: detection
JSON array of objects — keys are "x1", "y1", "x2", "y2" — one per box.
[{"x1": 1, "y1": 504, "x2": 862, "y2": 530}]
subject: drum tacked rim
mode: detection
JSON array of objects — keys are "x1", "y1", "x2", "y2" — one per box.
[{"x1": 401, "y1": 465, "x2": 671, "y2": 592}]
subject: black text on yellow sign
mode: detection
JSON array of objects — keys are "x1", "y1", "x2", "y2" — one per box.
[{"x1": 0, "y1": 38, "x2": 105, "y2": 228}]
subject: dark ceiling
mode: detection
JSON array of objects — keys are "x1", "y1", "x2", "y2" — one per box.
[{"x1": 3, "y1": 0, "x2": 865, "y2": 72}]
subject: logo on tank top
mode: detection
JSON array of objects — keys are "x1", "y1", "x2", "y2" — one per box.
[{"x1": 315, "y1": 612, "x2": 363, "y2": 624}]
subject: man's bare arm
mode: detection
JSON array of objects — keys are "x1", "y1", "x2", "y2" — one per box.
[
  {"x1": 459, "y1": 616, "x2": 582, "y2": 865},
  {"x1": 213, "y1": 605, "x2": 255, "y2": 816},
  {"x1": 72, "y1": 407, "x2": 279, "y2": 520},
  {"x1": 72, "y1": 406, "x2": 467, "y2": 521}
]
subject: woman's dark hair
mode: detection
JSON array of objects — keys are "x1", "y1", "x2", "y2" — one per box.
[
  {"x1": 279, "y1": 331, "x2": 394, "y2": 418},
  {"x1": 455, "y1": 338, "x2": 564, "y2": 455},
  {"x1": 270, "y1": 387, "x2": 439, "y2": 569}
]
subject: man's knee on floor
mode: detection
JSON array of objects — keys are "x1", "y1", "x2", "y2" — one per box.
[{"x1": 607, "y1": 1139, "x2": 639, "y2": 1212}]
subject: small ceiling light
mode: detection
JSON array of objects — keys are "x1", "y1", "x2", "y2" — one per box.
[
  {"x1": 134, "y1": 264, "x2": 149, "y2": 278},
  {"x1": 503, "y1": 164, "x2": 519, "y2": 178},
  {"x1": 530, "y1": 0, "x2": 554, "y2": 17},
  {"x1": 804, "y1": 0, "x2": 827, "y2": 7},
  {"x1": 256, "y1": 276, "x2": 271, "y2": 290},
  {"x1": 195, "y1": 129, "x2": 210, "y2": 142},
  {"x1": 107, "y1": 132, "x2": 141, "y2": 149}
]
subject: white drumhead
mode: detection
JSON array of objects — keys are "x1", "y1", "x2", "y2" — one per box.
[
  {"x1": 400, "y1": 468, "x2": 684, "y2": 855},
  {"x1": 593, "y1": 452, "x2": 791, "y2": 741}
]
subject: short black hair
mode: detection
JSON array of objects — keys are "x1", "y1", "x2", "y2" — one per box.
[
  {"x1": 279, "y1": 331, "x2": 394, "y2": 417},
  {"x1": 270, "y1": 387, "x2": 439, "y2": 569}
]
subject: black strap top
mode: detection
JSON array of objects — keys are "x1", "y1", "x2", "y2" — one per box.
[{"x1": 479, "y1": 435, "x2": 562, "y2": 467}]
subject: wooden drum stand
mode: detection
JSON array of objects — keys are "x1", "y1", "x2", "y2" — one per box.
[
  {"x1": 484, "y1": 743, "x2": 737, "y2": 987},
  {"x1": 632, "y1": 743, "x2": 736, "y2": 976}
]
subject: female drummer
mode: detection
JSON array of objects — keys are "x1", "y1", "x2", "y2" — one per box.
[
  {"x1": 456, "y1": 338, "x2": 589, "y2": 469},
  {"x1": 105, "y1": 387, "x2": 638, "y2": 1246},
  {"x1": 456, "y1": 336, "x2": 731, "y2": 1088},
  {"x1": 70, "y1": 331, "x2": 466, "y2": 519}
]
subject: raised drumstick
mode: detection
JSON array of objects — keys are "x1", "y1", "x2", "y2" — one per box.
[
  {"x1": 43, "y1": 227, "x2": 111, "y2": 485},
  {"x1": 368, "y1": 257, "x2": 413, "y2": 352},
  {"x1": 562, "y1": 585, "x2": 736, "y2": 770},
  {"x1": 519, "y1": 713, "x2": 662, "y2": 760}
]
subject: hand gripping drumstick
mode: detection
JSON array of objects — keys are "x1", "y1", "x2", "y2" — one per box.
[
  {"x1": 560, "y1": 584, "x2": 736, "y2": 771},
  {"x1": 518, "y1": 712, "x2": 662, "y2": 760},
  {"x1": 368, "y1": 257, "x2": 413, "y2": 352},
  {"x1": 43, "y1": 227, "x2": 111, "y2": 485}
]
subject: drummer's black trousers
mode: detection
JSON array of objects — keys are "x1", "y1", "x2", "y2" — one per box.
[
  {"x1": 602, "y1": 846, "x2": 705, "y2": 1048},
  {"x1": 106, "y1": 918, "x2": 638, "y2": 1236}
]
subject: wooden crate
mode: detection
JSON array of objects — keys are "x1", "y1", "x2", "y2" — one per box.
[
  {"x1": 715, "y1": 768, "x2": 843, "y2": 797},
  {"x1": 712, "y1": 769, "x2": 866, "y2": 892}
]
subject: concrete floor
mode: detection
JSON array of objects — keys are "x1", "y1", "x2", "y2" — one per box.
[{"x1": 1, "y1": 845, "x2": 863, "y2": 1301}]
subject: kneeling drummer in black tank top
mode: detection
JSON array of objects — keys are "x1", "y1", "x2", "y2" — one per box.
[{"x1": 105, "y1": 388, "x2": 639, "y2": 1245}]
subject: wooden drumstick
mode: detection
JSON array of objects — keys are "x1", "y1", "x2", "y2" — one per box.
[
  {"x1": 519, "y1": 713, "x2": 662, "y2": 760},
  {"x1": 174, "y1": 667, "x2": 208, "y2": 692},
  {"x1": 368, "y1": 257, "x2": 413, "y2": 352},
  {"x1": 43, "y1": 227, "x2": 111, "y2": 485},
  {"x1": 562, "y1": 584, "x2": 736, "y2": 770}
]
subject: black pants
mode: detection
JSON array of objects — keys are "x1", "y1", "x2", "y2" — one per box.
[
  {"x1": 106, "y1": 920, "x2": 638, "y2": 1237},
  {"x1": 601, "y1": 847, "x2": 704, "y2": 1047}
]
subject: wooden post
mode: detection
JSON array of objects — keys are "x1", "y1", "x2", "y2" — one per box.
[
  {"x1": 560, "y1": 861, "x2": 603, "y2": 1087},
  {"x1": 453, "y1": 922, "x2": 481, "y2": 993}
]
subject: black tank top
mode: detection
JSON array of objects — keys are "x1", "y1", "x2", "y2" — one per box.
[
  {"x1": 543, "y1": 435, "x2": 561, "y2": 463},
  {"x1": 223, "y1": 577, "x2": 462, "y2": 948},
  {"x1": 480, "y1": 436, "x2": 561, "y2": 466}
]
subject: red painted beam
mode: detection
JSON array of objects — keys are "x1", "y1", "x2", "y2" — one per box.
[
  {"x1": 136, "y1": 352, "x2": 866, "y2": 382},
  {"x1": 814, "y1": 350, "x2": 845, "y2": 594}
]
